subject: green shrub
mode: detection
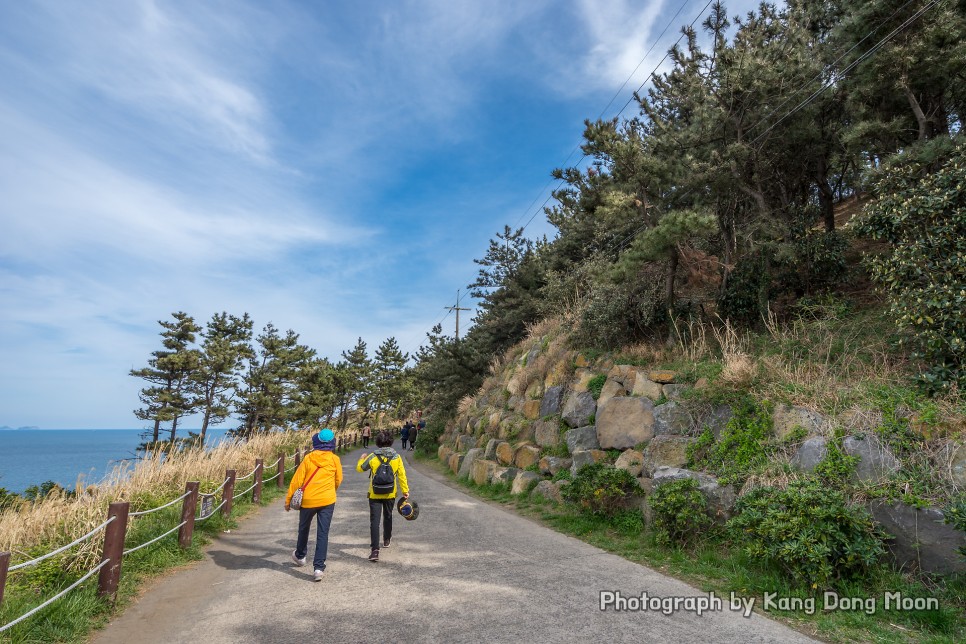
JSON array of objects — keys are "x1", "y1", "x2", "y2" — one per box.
[
  {"x1": 650, "y1": 478, "x2": 712, "y2": 547},
  {"x1": 813, "y1": 433, "x2": 859, "y2": 484},
  {"x1": 686, "y1": 397, "x2": 773, "y2": 486},
  {"x1": 587, "y1": 374, "x2": 607, "y2": 400},
  {"x1": 561, "y1": 463, "x2": 638, "y2": 518},
  {"x1": 944, "y1": 494, "x2": 966, "y2": 559},
  {"x1": 416, "y1": 416, "x2": 446, "y2": 455},
  {"x1": 854, "y1": 136, "x2": 966, "y2": 393},
  {"x1": 728, "y1": 479, "x2": 885, "y2": 589}
]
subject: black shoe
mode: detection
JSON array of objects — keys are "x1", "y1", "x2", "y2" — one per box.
[
  {"x1": 368, "y1": 548, "x2": 379, "y2": 562},
  {"x1": 383, "y1": 538, "x2": 391, "y2": 548}
]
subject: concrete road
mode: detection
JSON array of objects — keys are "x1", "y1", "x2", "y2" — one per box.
[{"x1": 91, "y1": 448, "x2": 818, "y2": 644}]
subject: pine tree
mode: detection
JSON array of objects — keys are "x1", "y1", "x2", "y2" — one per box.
[
  {"x1": 193, "y1": 312, "x2": 254, "y2": 444},
  {"x1": 373, "y1": 337, "x2": 410, "y2": 422},
  {"x1": 130, "y1": 312, "x2": 202, "y2": 448}
]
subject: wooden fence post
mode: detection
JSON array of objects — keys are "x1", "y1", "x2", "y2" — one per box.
[
  {"x1": 253, "y1": 459, "x2": 264, "y2": 504},
  {"x1": 277, "y1": 453, "x2": 285, "y2": 489},
  {"x1": 0, "y1": 551, "x2": 9, "y2": 608},
  {"x1": 178, "y1": 482, "x2": 199, "y2": 549},
  {"x1": 223, "y1": 469, "x2": 236, "y2": 519},
  {"x1": 294, "y1": 449, "x2": 302, "y2": 470},
  {"x1": 98, "y1": 502, "x2": 130, "y2": 601}
]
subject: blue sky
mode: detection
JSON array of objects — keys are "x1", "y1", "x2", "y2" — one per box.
[{"x1": 0, "y1": 0, "x2": 759, "y2": 429}]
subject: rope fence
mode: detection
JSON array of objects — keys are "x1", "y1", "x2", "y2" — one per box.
[
  {"x1": 129, "y1": 491, "x2": 192, "y2": 517},
  {"x1": 0, "y1": 559, "x2": 111, "y2": 634},
  {"x1": 1, "y1": 442, "x2": 304, "y2": 635},
  {"x1": 8, "y1": 517, "x2": 116, "y2": 572},
  {"x1": 123, "y1": 522, "x2": 188, "y2": 557}
]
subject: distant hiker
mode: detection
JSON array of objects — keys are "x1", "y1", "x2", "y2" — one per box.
[
  {"x1": 409, "y1": 419, "x2": 419, "y2": 451},
  {"x1": 286, "y1": 428, "x2": 343, "y2": 581},
  {"x1": 362, "y1": 422, "x2": 372, "y2": 448},
  {"x1": 356, "y1": 431, "x2": 410, "y2": 562},
  {"x1": 414, "y1": 418, "x2": 426, "y2": 452},
  {"x1": 400, "y1": 421, "x2": 411, "y2": 450}
]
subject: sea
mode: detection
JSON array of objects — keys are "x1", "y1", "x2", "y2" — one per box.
[{"x1": 0, "y1": 428, "x2": 233, "y2": 494}]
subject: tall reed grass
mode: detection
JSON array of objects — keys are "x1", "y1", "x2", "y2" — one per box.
[{"x1": 0, "y1": 430, "x2": 311, "y2": 573}]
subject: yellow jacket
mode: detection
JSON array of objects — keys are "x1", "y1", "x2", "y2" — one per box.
[
  {"x1": 356, "y1": 448, "x2": 409, "y2": 499},
  {"x1": 286, "y1": 450, "x2": 342, "y2": 508}
]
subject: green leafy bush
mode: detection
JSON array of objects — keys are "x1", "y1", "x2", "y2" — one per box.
[
  {"x1": 573, "y1": 279, "x2": 666, "y2": 349},
  {"x1": 562, "y1": 463, "x2": 638, "y2": 518},
  {"x1": 813, "y1": 433, "x2": 859, "y2": 483},
  {"x1": 650, "y1": 478, "x2": 712, "y2": 547},
  {"x1": 686, "y1": 397, "x2": 773, "y2": 486},
  {"x1": 728, "y1": 479, "x2": 885, "y2": 588},
  {"x1": 854, "y1": 137, "x2": 966, "y2": 392},
  {"x1": 945, "y1": 494, "x2": 966, "y2": 559},
  {"x1": 587, "y1": 374, "x2": 607, "y2": 400}
]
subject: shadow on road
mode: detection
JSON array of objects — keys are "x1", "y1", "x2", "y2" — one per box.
[{"x1": 208, "y1": 549, "x2": 306, "y2": 580}]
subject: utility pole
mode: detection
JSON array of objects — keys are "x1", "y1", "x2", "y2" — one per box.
[{"x1": 445, "y1": 290, "x2": 471, "y2": 341}]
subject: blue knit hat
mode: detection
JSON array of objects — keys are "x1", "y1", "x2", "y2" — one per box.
[{"x1": 313, "y1": 428, "x2": 336, "y2": 451}]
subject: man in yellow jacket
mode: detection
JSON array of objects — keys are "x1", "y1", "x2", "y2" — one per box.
[
  {"x1": 286, "y1": 429, "x2": 343, "y2": 581},
  {"x1": 356, "y1": 430, "x2": 409, "y2": 562}
]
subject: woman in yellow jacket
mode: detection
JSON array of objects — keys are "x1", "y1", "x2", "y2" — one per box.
[
  {"x1": 356, "y1": 430, "x2": 409, "y2": 562},
  {"x1": 286, "y1": 429, "x2": 342, "y2": 581}
]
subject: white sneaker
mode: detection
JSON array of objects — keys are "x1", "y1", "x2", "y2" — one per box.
[
  {"x1": 292, "y1": 550, "x2": 306, "y2": 566},
  {"x1": 313, "y1": 569, "x2": 324, "y2": 582}
]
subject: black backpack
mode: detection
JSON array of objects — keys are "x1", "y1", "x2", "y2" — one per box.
[{"x1": 371, "y1": 454, "x2": 396, "y2": 495}]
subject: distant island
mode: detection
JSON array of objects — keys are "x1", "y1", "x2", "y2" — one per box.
[{"x1": 0, "y1": 426, "x2": 40, "y2": 431}]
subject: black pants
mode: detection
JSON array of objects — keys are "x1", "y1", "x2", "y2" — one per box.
[
  {"x1": 362, "y1": 436, "x2": 370, "y2": 447},
  {"x1": 369, "y1": 497, "x2": 394, "y2": 549},
  {"x1": 400, "y1": 437, "x2": 409, "y2": 449}
]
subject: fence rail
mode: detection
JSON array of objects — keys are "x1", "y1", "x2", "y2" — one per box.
[{"x1": 0, "y1": 445, "x2": 298, "y2": 635}]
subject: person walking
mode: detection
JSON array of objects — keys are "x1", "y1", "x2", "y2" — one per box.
[
  {"x1": 361, "y1": 422, "x2": 372, "y2": 448},
  {"x1": 356, "y1": 431, "x2": 409, "y2": 562},
  {"x1": 409, "y1": 420, "x2": 418, "y2": 451},
  {"x1": 400, "y1": 421, "x2": 411, "y2": 451},
  {"x1": 286, "y1": 428, "x2": 343, "y2": 581}
]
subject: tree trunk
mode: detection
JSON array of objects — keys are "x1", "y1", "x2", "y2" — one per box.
[
  {"x1": 902, "y1": 82, "x2": 929, "y2": 141},
  {"x1": 200, "y1": 408, "x2": 211, "y2": 444},
  {"x1": 170, "y1": 416, "x2": 179, "y2": 445},
  {"x1": 816, "y1": 154, "x2": 835, "y2": 232},
  {"x1": 665, "y1": 247, "x2": 679, "y2": 306},
  {"x1": 152, "y1": 418, "x2": 160, "y2": 444}
]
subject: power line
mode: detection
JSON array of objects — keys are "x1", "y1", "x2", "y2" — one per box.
[{"x1": 752, "y1": 0, "x2": 941, "y2": 146}]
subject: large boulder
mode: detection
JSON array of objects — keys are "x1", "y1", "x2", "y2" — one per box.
[
  {"x1": 570, "y1": 369, "x2": 595, "y2": 393},
  {"x1": 523, "y1": 399, "x2": 542, "y2": 420},
  {"x1": 869, "y1": 501, "x2": 966, "y2": 574},
  {"x1": 562, "y1": 391, "x2": 597, "y2": 428},
  {"x1": 539, "y1": 456, "x2": 573, "y2": 477},
  {"x1": 652, "y1": 466, "x2": 736, "y2": 521},
  {"x1": 488, "y1": 411, "x2": 502, "y2": 432},
  {"x1": 458, "y1": 448, "x2": 483, "y2": 479},
  {"x1": 438, "y1": 445, "x2": 453, "y2": 463},
  {"x1": 950, "y1": 443, "x2": 966, "y2": 488},
  {"x1": 597, "y1": 379, "x2": 626, "y2": 405},
  {"x1": 540, "y1": 385, "x2": 566, "y2": 417},
  {"x1": 495, "y1": 441, "x2": 516, "y2": 466},
  {"x1": 471, "y1": 459, "x2": 498, "y2": 486},
  {"x1": 511, "y1": 471, "x2": 542, "y2": 495},
  {"x1": 455, "y1": 434, "x2": 477, "y2": 452},
  {"x1": 773, "y1": 404, "x2": 827, "y2": 440},
  {"x1": 514, "y1": 445, "x2": 542, "y2": 470},
  {"x1": 493, "y1": 466, "x2": 521, "y2": 484},
  {"x1": 642, "y1": 436, "x2": 693, "y2": 476},
  {"x1": 565, "y1": 425, "x2": 600, "y2": 453},
  {"x1": 596, "y1": 397, "x2": 655, "y2": 449},
  {"x1": 531, "y1": 480, "x2": 564, "y2": 504},
  {"x1": 607, "y1": 364, "x2": 638, "y2": 389},
  {"x1": 484, "y1": 438, "x2": 505, "y2": 461},
  {"x1": 614, "y1": 449, "x2": 644, "y2": 477},
  {"x1": 790, "y1": 436, "x2": 828, "y2": 473},
  {"x1": 653, "y1": 401, "x2": 690, "y2": 435},
  {"x1": 843, "y1": 434, "x2": 901, "y2": 483},
  {"x1": 534, "y1": 419, "x2": 561, "y2": 448},
  {"x1": 525, "y1": 379, "x2": 544, "y2": 401},
  {"x1": 631, "y1": 377, "x2": 664, "y2": 401},
  {"x1": 448, "y1": 453, "x2": 464, "y2": 474},
  {"x1": 648, "y1": 370, "x2": 677, "y2": 384},
  {"x1": 570, "y1": 449, "x2": 609, "y2": 474},
  {"x1": 700, "y1": 405, "x2": 734, "y2": 439}
]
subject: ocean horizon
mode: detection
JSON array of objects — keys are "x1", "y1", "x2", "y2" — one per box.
[{"x1": 0, "y1": 427, "x2": 233, "y2": 494}]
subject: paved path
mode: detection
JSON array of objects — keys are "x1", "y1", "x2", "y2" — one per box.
[{"x1": 91, "y1": 448, "x2": 817, "y2": 644}]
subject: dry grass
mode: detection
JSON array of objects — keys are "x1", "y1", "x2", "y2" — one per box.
[{"x1": 0, "y1": 430, "x2": 311, "y2": 571}]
